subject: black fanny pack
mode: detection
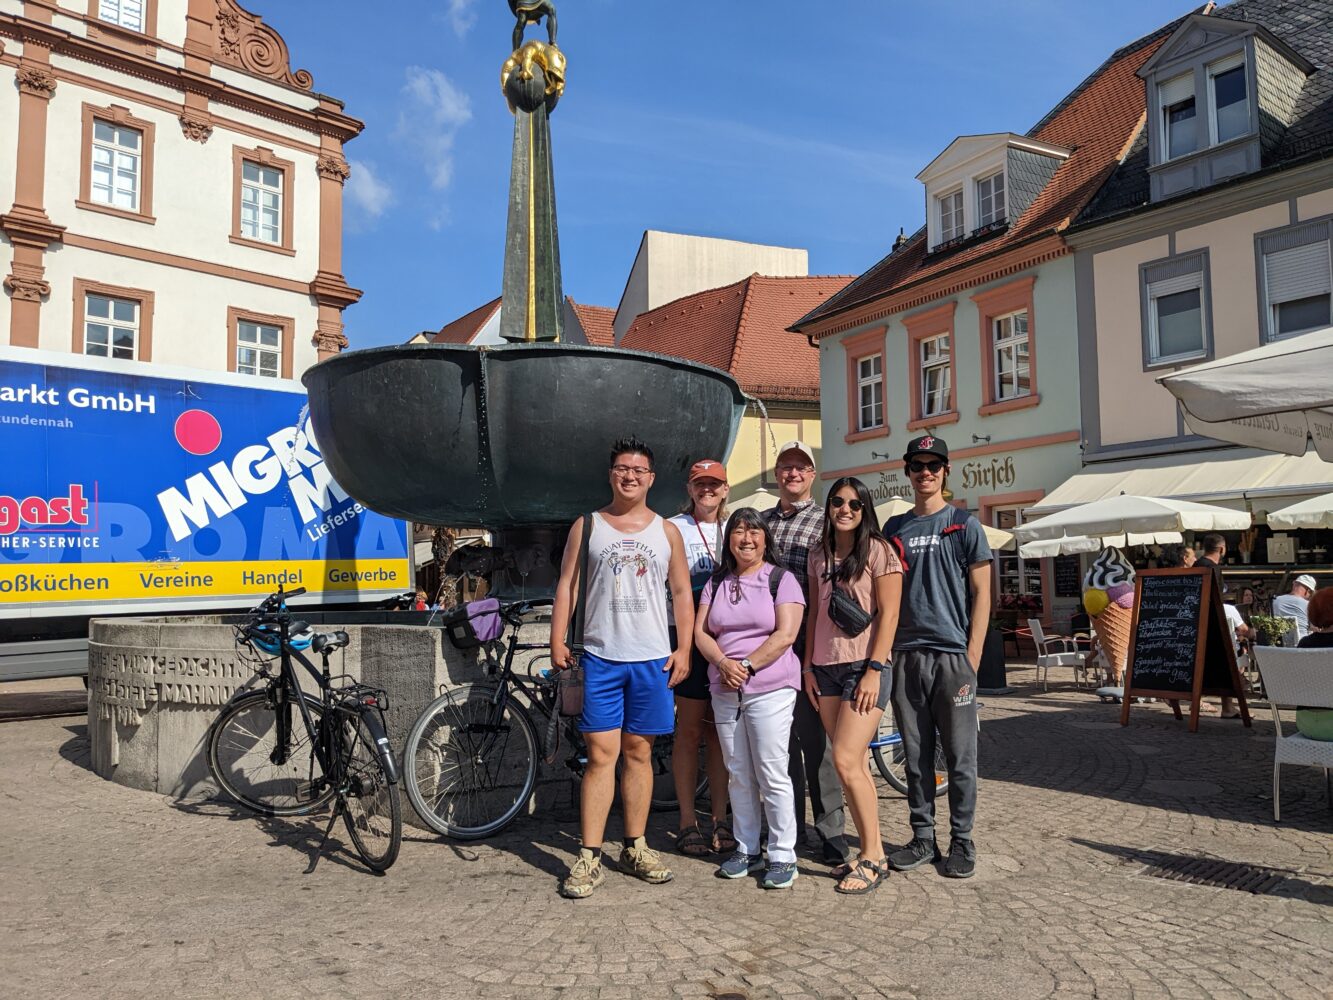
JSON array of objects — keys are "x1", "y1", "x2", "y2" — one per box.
[{"x1": 828, "y1": 587, "x2": 873, "y2": 637}]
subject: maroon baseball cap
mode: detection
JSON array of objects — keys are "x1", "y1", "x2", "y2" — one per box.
[{"x1": 688, "y1": 459, "x2": 728, "y2": 483}]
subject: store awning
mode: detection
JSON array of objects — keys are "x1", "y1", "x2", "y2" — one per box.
[{"x1": 1029, "y1": 448, "x2": 1333, "y2": 516}]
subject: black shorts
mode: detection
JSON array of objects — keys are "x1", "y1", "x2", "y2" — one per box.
[{"x1": 668, "y1": 627, "x2": 711, "y2": 700}]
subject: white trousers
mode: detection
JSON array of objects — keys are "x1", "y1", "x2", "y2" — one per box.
[{"x1": 711, "y1": 687, "x2": 798, "y2": 863}]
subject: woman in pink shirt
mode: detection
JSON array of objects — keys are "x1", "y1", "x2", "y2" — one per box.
[
  {"x1": 694, "y1": 508, "x2": 806, "y2": 889},
  {"x1": 804, "y1": 476, "x2": 902, "y2": 894}
]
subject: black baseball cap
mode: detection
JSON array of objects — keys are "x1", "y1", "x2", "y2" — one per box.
[{"x1": 903, "y1": 433, "x2": 949, "y2": 463}]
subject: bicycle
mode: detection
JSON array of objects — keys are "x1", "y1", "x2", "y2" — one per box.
[
  {"x1": 206, "y1": 586, "x2": 403, "y2": 873},
  {"x1": 403, "y1": 598, "x2": 700, "y2": 840},
  {"x1": 869, "y1": 712, "x2": 949, "y2": 795}
]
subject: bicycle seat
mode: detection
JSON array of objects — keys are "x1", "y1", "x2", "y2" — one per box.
[{"x1": 312, "y1": 630, "x2": 350, "y2": 654}]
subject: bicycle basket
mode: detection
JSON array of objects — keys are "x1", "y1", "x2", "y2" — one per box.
[{"x1": 441, "y1": 598, "x2": 503, "y2": 650}]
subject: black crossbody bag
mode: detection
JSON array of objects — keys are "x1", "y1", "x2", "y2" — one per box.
[{"x1": 827, "y1": 585, "x2": 873, "y2": 637}]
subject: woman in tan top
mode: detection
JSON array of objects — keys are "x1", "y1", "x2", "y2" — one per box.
[{"x1": 804, "y1": 476, "x2": 902, "y2": 894}]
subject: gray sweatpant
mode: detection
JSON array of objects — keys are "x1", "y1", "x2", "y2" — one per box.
[{"x1": 890, "y1": 649, "x2": 978, "y2": 843}]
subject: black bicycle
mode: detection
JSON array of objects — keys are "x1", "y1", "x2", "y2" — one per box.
[
  {"x1": 206, "y1": 586, "x2": 403, "y2": 872},
  {"x1": 404, "y1": 598, "x2": 699, "y2": 840}
]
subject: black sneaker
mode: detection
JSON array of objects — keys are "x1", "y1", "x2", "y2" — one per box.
[
  {"x1": 887, "y1": 837, "x2": 941, "y2": 872},
  {"x1": 943, "y1": 839, "x2": 976, "y2": 879}
]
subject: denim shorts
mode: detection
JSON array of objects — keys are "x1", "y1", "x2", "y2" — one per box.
[
  {"x1": 812, "y1": 661, "x2": 892, "y2": 712},
  {"x1": 579, "y1": 651, "x2": 675, "y2": 736}
]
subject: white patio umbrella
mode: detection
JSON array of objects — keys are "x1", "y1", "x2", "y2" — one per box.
[
  {"x1": 1017, "y1": 531, "x2": 1183, "y2": 560},
  {"x1": 874, "y1": 497, "x2": 1016, "y2": 551},
  {"x1": 1156, "y1": 326, "x2": 1333, "y2": 460},
  {"x1": 1265, "y1": 491, "x2": 1333, "y2": 530},
  {"x1": 729, "y1": 488, "x2": 778, "y2": 512},
  {"x1": 1013, "y1": 494, "x2": 1250, "y2": 545}
]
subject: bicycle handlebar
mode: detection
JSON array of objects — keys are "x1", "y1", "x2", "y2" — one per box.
[{"x1": 250, "y1": 585, "x2": 306, "y2": 616}]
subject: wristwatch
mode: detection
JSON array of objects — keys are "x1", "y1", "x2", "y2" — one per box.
[
  {"x1": 866, "y1": 659, "x2": 888, "y2": 673},
  {"x1": 740, "y1": 658, "x2": 756, "y2": 677}
]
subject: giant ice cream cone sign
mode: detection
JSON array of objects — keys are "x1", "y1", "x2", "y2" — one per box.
[{"x1": 1083, "y1": 548, "x2": 1136, "y2": 681}]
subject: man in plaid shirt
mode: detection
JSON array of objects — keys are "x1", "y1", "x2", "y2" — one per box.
[{"x1": 761, "y1": 441, "x2": 848, "y2": 866}]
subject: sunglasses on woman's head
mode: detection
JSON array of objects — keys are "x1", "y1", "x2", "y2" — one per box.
[
  {"x1": 908, "y1": 459, "x2": 945, "y2": 474},
  {"x1": 828, "y1": 496, "x2": 863, "y2": 511}
]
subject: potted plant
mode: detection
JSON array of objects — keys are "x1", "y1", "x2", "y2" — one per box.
[{"x1": 1249, "y1": 613, "x2": 1292, "y2": 646}]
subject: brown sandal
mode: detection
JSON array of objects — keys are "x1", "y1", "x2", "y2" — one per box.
[
  {"x1": 712, "y1": 821, "x2": 737, "y2": 854},
  {"x1": 676, "y1": 825, "x2": 712, "y2": 857}
]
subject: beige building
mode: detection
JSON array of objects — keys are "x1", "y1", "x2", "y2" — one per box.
[{"x1": 0, "y1": 0, "x2": 362, "y2": 376}]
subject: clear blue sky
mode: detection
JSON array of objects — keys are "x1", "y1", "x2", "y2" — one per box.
[{"x1": 273, "y1": 1, "x2": 1194, "y2": 348}]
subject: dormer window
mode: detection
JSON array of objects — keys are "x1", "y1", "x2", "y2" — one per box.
[
  {"x1": 938, "y1": 190, "x2": 963, "y2": 242},
  {"x1": 976, "y1": 172, "x2": 1005, "y2": 227},
  {"x1": 98, "y1": 0, "x2": 144, "y2": 32},
  {"x1": 1160, "y1": 73, "x2": 1197, "y2": 160},
  {"x1": 1209, "y1": 56, "x2": 1248, "y2": 144}
]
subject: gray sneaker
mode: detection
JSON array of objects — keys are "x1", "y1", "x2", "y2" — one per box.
[
  {"x1": 761, "y1": 861, "x2": 798, "y2": 889},
  {"x1": 715, "y1": 851, "x2": 764, "y2": 879},
  {"x1": 559, "y1": 854, "x2": 605, "y2": 899}
]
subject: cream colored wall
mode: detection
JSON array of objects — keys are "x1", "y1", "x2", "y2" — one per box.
[
  {"x1": 40, "y1": 244, "x2": 322, "y2": 373},
  {"x1": 156, "y1": 0, "x2": 189, "y2": 48},
  {"x1": 1092, "y1": 236, "x2": 1175, "y2": 446},
  {"x1": 1298, "y1": 189, "x2": 1333, "y2": 220},
  {"x1": 723, "y1": 406, "x2": 822, "y2": 501}
]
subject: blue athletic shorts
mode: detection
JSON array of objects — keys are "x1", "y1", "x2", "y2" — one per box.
[{"x1": 579, "y1": 651, "x2": 675, "y2": 736}]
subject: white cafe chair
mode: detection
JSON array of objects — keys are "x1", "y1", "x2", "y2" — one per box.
[
  {"x1": 1028, "y1": 618, "x2": 1089, "y2": 691},
  {"x1": 1252, "y1": 647, "x2": 1333, "y2": 822}
]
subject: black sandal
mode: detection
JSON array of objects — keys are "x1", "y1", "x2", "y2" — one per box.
[
  {"x1": 712, "y1": 821, "x2": 737, "y2": 855},
  {"x1": 834, "y1": 858, "x2": 887, "y2": 895},
  {"x1": 676, "y1": 825, "x2": 712, "y2": 857}
]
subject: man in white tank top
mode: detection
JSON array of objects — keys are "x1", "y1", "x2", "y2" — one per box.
[{"x1": 550, "y1": 437, "x2": 694, "y2": 899}]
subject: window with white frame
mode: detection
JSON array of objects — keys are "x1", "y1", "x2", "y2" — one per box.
[
  {"x1": 1159, "y1": 72, "x2": 1198, "y2": 160},
  {"x1": 1208, "y1": 55, "x2": 1249, "y2": 145},
  {"x1": 237, "y1": 320, "x2": 282, "y2": 378},
  {"x1": 1260, "y1": 221, "x2": 1332, "y2": 341},
  {"x1": 98, "y1": 0, "x2": 144, "y2": 32},
  {"x1": 240, "y1": 161, "x2": 283, "y2": 245},
  {"x1": 84, "y1": 294, "x2": 139, "y2": 360},
  {"x1": 90, "y1": 119, "x2": 141, "y2": 211},
  {"x1": 856, "y1": 353, "x2": 883, "y2": 431},
  {"x1": 992, "y1": 311, "x2": 1030, "y2": 400},
  {"x1": 938, "y1": 190, "x2": 963, "y2": 242},
  {"x1": 1142, "y1": 255, "x2": 1209, "y2": 364},
  {"x1": 976, "y1": 172, "x2": 1005, "y2": 227},
  {"x1": 920, "y1": 334, "x2": 951, "y2": 416}
]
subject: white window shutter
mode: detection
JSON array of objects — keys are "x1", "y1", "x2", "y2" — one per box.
[
  {"x1": 1159, "y1": 72, "x2": 1194, "y2": 107},
  {"x1": 1264, "y1": 240, "x2": 1331, "y2": 304}
]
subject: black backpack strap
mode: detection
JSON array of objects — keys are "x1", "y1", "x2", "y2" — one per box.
[
  {"x1": 767, "y1": 565, "x2": 787, "y2": 602},
  {"x1": 940, "y1": 506, "x2": 975, "y2": 573},
  {"x1": 566, "y1": 513, "x2": 593, "y2": 652}
]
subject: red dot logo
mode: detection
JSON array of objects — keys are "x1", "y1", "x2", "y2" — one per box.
[{"x1": 175, "y1": 409, "x2": 222, "y2": 456}]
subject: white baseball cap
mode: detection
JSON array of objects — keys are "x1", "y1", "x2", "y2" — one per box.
[
  {"x1": 1294, "y1": 574, "x2": 1317, "y2": 592},
  {"x1": 776, "y1": 440, "x2": 815, "y2": 467}
]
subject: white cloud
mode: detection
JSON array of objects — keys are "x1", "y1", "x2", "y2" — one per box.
[
  {"x1": 344, "y1": 159, "x2": 394, "y2": 228},
  {"x1": 445, "y1": 0, "x2": 479, "y2": 37},
  {"x1": 396, "y1": 66, "x2": 473, "y2": 191}
]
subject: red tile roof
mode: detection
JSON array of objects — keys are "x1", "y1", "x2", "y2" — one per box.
[
  {"x1": 565, "y1": 297, "x2": 616, "y2": 347},
  {"x1": 793, "y1": 23, "x2": 1178, "y2": 333},
  {"x1": 623, "y1": 274, "x2": 852, "y2": 400},
  {"x1": 431, "y1": 296, "x2": 501, "y2": 344}
]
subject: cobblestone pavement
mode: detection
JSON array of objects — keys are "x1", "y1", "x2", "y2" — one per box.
[{"x1": 1, "y1": 667, "x2": 1330, "y2": 1000}]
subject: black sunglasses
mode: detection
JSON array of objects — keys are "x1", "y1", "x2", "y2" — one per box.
[
  {"x1": 908, "y1": 459, "x2": 945, "y2": 474},
  {"x1": 828, "y1": 496, "x2": 864, "y2": 511}
]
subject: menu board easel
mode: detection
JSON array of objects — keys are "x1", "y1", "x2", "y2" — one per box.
[{"x1": 1120, "y1": 567, "x2": 1251, "y2": 733}]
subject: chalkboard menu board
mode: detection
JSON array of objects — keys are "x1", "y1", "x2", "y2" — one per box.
[
  {"x1": 1128, "y1": 572, "x2": 1205, "y2": 694},
  {"x1": 1121, "y1": 567, "x2": 1251, "y2": 733},
  {"x1": 1054, "y1": 555, "x2": 1082, "y2": 598}
]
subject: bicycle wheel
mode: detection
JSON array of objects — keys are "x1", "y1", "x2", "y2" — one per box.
[
  {"x1": 339, "y1": 713, "x2": 402, "y2": 872},
  {"x1": 208, "y1": 690, "x2": 334, "y2": 815},
  {"x1": 871, "y1": 714, "x2": 949, "y2": 796},
  {"x1": 404, "y1": 683, "x2": 539, "y2": 839}
]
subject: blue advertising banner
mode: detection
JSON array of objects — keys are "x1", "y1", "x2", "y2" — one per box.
[{"x1": 0, "y1": 349, "x2": 410, "y2": 615}]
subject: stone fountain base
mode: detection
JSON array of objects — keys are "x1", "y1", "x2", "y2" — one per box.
[{"x1": 87, "y1": 615, "x2": 569, "y2": 830}]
